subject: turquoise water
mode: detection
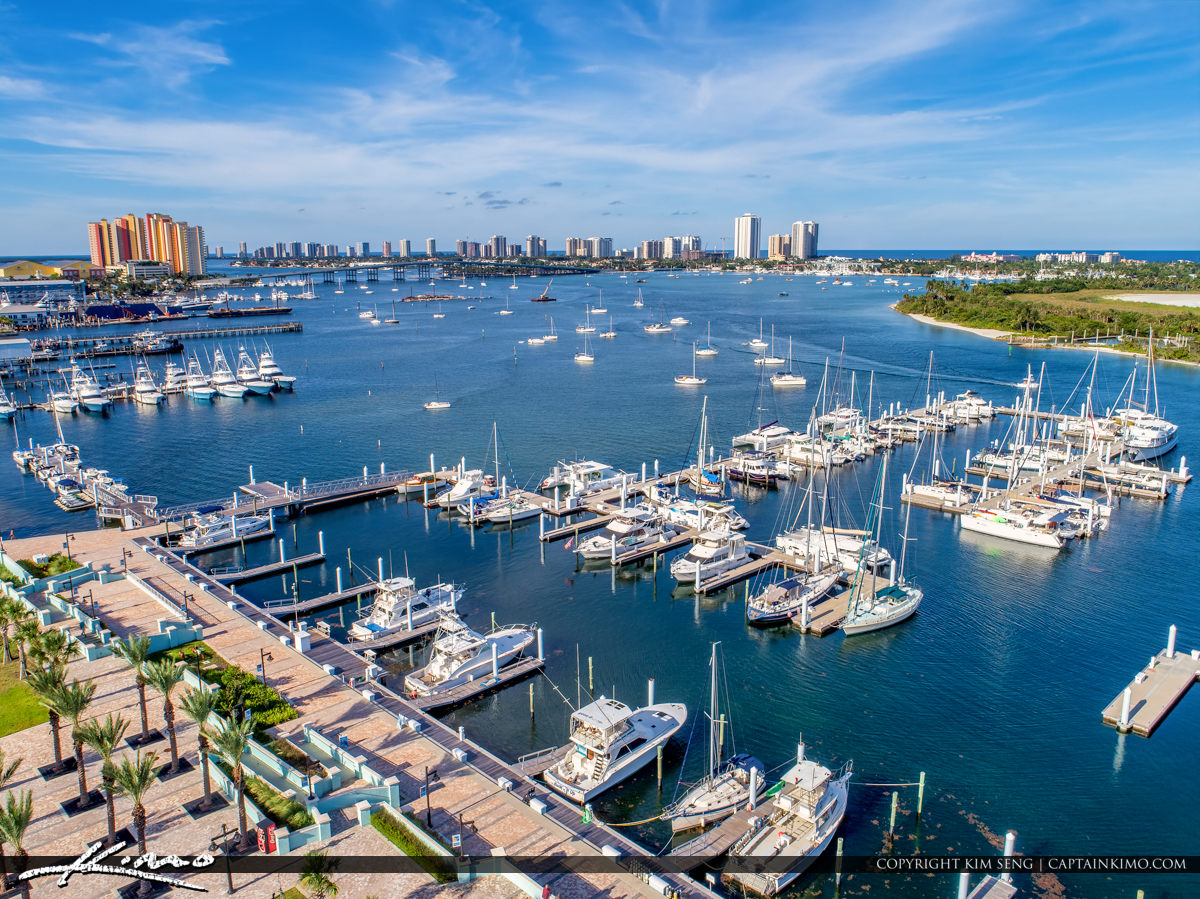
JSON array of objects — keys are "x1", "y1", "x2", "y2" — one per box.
[{"x1": 3, "y1": 269, "x2": 1197, "y2": 898}]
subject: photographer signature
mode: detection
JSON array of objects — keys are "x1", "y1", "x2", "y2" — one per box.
[{"x1": 19, "y1": 840, "x2": 213, "y2": 891}]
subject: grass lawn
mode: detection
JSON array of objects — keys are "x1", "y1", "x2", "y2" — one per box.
[
  {"x1": 0, "y1": 660, "x2": 48, "y2": 738},
  {"x1": 16, "y1": 553, "x2": 81, "y2": 580},
  {"x1": 1002, "y1": 288, "x2": 1200, "y2": 319}
]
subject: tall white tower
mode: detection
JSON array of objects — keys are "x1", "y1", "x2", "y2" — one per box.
[{"x1": 734, "y1": 214, "x2": 761, "y2": 259}]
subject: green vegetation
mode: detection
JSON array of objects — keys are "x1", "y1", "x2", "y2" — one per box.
[
  {"x1": 17, "y1": 553, "x2": 80, "y2": 580},
  {"x1": 150, "y1": 640, "x2": 297, "y2": 738},
  {"x1": 0, "y1": 660, "x2": 47, "y2": 737},
  {"x1": 370, "y1": 807, "x2": 457, "y2": 883},
  {"x1": 896, "y1": 279, "x2": 1200, "y2": 362},
  {"x1": 0, "y1": 566, "x2": 24, "y2": 588},
  {"x1": 268, "y1": 738, "x2": 328, "y2": 779},
  {"x1": 213, "y1": 757, "x2": 314, "y2": 830}
]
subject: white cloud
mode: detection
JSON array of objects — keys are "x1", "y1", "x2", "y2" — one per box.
[
  {"x1": 70, "y1": 21, "x2": 230, "y2": 90},
  {"x1": 0, "y1": 74, "x2": 47, "y2": 100}
]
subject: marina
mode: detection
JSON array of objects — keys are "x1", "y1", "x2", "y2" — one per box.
[{"x1": 3, "y1": 265, "x2": 1198, "y2": 899}]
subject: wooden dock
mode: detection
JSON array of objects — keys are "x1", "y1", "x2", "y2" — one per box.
[
  {"x1": 792, "y1": 588, "x2": 853, "y2": 636},
  {"x1": 215, "y1": 551, "x2": 325, "y2": 584},
  {"x1": 693, "y1": 546, "x2": 786, "y2": 595},
  {"x1": 1102, "y1": 635, "x2": 1200, "y2": 737},
  {"x1": 540, "y1": 514, "x2": 615, "y2": 543},
  {"x1": 967, "y1": 876, "x2": 1018, "y2": 899},
  {"x1": 409, "y1": 656, "x2": 545, "y2": 711},
  {"x1": 613, "y1": 529, "x2": 697, "y2": 565},
  {"x1": 668, "y1": 805, "x2": 756, "y2": 860},
  {"x1": 260, "y1": 583, "x2": 379, "y2": 617}
]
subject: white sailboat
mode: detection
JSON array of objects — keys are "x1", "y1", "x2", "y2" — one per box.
[
  {"x1": 696, "y1": 322, "x2": 719, "y2": 357},
  {"x1": 770, "y1": 337, "x2": 806, "y2": 387},
  {"x1": 591, "y1": 290, "x2": 606, "y2": 314},
  {"x1": 497, "y1": 296, "x2": 514, "y2": 315},
  {"x1": 575, "y1": 306, "x2": 595, "y2": 333},
  {"x1": 675, "y1": 343, "x2": 708, "y2": 385},
  {"x1": 841, "y1": 455, "x2": 922, "y2": 635},
  {"x1": 508, "y1": 274, "x2": 518, "y2": 290},
  {"x1": 665, "y1": 643, "x2": 763, "y2": 833},
  {"x1": 748, "y1": 318, "x2": 768, "y2": 350},
  {"x1": 574, "y1": 333, "x2": 594, "y2": 364},
  {"x1": 754, "y1": 325, "x2": 786, "y2": 365},
  {"x1": 424, "y1": 372, "x2": 451, "y2": 410},
  {"x1": 543, "y1": 316, "x2": 558, "y2": 341},
  {"x1": 599, "y1": 316, "x2": 616, "y2": 339},
  {"x1": 633, "y1": 289, "x2": 645, "y2": 308},
  {"x1": 688, "y1": 397, "x2": 724, "y2": 496}
]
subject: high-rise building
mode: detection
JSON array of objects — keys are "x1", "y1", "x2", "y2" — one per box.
[
  {"x1": 382, "y1": 241, "x2": 393, "y2": 257},
  {"x1": 768, "y1": 234, "x2": 791, "y2": 259},
  {"x1": 305, "y1": 242, "x2": 320, "y2": 257},
  {"x1": 564, "y1": 237, "x2": 586, "y2": 257},
  {"x1": 525, "y1": 235, "x2": 546, "y2": 257},
  {"x1": 396, "y1": 240, "x2": 411, "y2": 258},
  {"x1": 287, "y1": 241, "x2": 301, "y2": 258},
  {"x1": 238, "y1": 241, "x2": 248, "y2": 258},
  {"x1": 214, "y1": 246, "x2": 224, "y2": 259},
  {"x1": 640, "y1": 239, "x2": 663, "y2": 260},
  {"x1": 734, "y1": 214, "x2": 760, "y2": 259},
  {"x1": 586, "y1": 237, "x2": 613, "y2": 258},
  {"x1": 487, "y1": 235, "x2": 507, "y2": 258},
  {"x1": 662, "y1": 236, "x2": 682, "y2": 260},
  {"x1": 426, "y1": 238, "x2": 436, "y2": 257},
  {"x1": 791, "y1": 221, "x2": 818, "y2": 259},
  {"x1": 356, "y1": 241, "x2": 370, "y2": 257},
  {"x1": 323, "y1": 243, "x2": 339, "y2": 257}
]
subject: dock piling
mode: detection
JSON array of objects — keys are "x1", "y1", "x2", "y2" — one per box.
[
  {"x1": 656, "y1": 744, "x2": 663, "y2": 790},
  {"x1": 1119, "y1": 687, "x2": 1132, "y2": 731},
  {"x1": 491, "y1": 643, "x2": 499, "y2": 678},
  {"x1": 491, "y1": 611, "x2": 496, "y2": 632},
  {"x1": 1001, "y1": 831, "x2": 1016, "y2": 882},
  {"x1": 647, "y1": 678, "x2": 655, "y2": 705},
  {"x1": 588, "y1": 656, "x2": 593, "y2": 693},
  {"x1": 957, "y1": 872, "x2": 970, "y2": 899},
  {"x1": 318, "y1": 530, "x2": 325, "y2": 555},
  {"x1": 889, "y1": 791, "x2": 898, "y2": 837},
  {"x1": 529, "y1": 682, "x2": 535, "y2": 718},
  {"x1": 377, "y1": 557, "x2": 384, "y2": 584},
  {"x1": 363, "y1": 465, "x2": 368, "y2": 482},
  {"x1": 279, "y1": 538, "x2": 286, "y2": 563},
  {"x1": 536, "y1": 628, "x2": 543, "y2": 660},
  {"x1": 249, "y1": 464, "x2": 255, "y2": 484},
  {"x1": 654, "y1": 459, "x2": 659, "y2": 477},
  {"x1": 835, "y1": 837, "x2": 843, "y2": 887},
  {"x1": 336, "y1": 566, "x2": 343, "y2": 595},
  {"x1": 458, "y1": 725, "x2": 465, "y2": 742},
  {"x1": 917, "y1": 771, "x2": 925, "y2": 819},
  {"x1": 1167, "y1": 624, "x2": 1177, "y2": 659}
]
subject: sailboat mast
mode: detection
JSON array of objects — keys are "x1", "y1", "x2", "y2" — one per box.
[{"x1": 708, "y1": 642, "x2": 718, "y2": 779}]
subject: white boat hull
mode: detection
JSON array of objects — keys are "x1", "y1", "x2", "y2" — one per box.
[{"x1": 960, "y1": 512, "x2": 1062, "y2": 548}]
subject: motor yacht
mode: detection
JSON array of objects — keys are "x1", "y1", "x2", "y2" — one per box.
[
  {"x1": 574, "y1": 506, "x2": 678, "y2": 560},
  {"x1": 404, "y1": 614, "x2": 535, "y2": 697},
  {"x1": 349, "y1": 578, "x2": 462, "y2": 641},
  {"x1": 671, "y1": 529, "x2": 749, "y2": 583}
]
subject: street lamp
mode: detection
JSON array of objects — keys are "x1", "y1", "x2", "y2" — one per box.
[
  {"x1": 122, "y1": 547, "x2": 132, "y2": 572},
  {"x1": 209, "y1": 822, "x2": 235, "y2": 894},
  {"x1": 259, "y1": 649, "x2": 273, "y2": 687},
  {"x1": 424, "y1": 767, "x2": 440, "y2": 827},
  {"x1": 64, "y1": 532, "x2": 73, "y2": 563}
]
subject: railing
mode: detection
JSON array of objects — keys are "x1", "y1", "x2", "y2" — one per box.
[{"x1": 298, "y1": 469, "x2": 412, "y2": 500}]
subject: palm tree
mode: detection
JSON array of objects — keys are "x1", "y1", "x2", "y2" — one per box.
[
  {"x1": 142, "y1": 659, "x2": 185, "y2": 772},
  {"x1": 0, "y1": 597, "x2": 18, "y2": 664},
  {"x1": 13, "y1": 619, "x2": 39, "y2": 680},
  {"x1": 109, "y1": 751, "x2": 160, "y2": 858},
  {"x1": 178, "y1": 687, "x2": 220, "y2": 810},
  {"x1": 57, "y1": 679, "x2": 98, "y2": 810},
  {"x1": 111, "y1": 636, "x2": 152, "y2": 743},
  {"x1": 0, "y1": 790, "x2": 33, "y2": 899},
  {"x1": 300, "y1": 850, "x2": 339, "y2": 899},
  {"x1": 27, "y1": 667, "x2": 66, "y2": 770},
  {"x1": 28, "y1": 627, "x2": 76, "y2": 672},
  {"x1": 210, "y1": 716, "x2": 254, "y2": 842},
  {"x1": 78, "y1": 713, "x2": 128, "y2": 845}
]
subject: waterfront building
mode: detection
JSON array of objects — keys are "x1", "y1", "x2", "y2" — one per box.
[
  {"x1": 488, "y1": 235, "x2": 507, "y2": 258},
  {"x1": 238, "y1": 241, "x2": 248, "y2": 258},
  {"x1": 587, "y1": 237, "x2": 613, "y2": 258},
  {"x1": 525, "y1": 235, "x2": 546, "y2": 257},
  {"x1": 397, "y1": 240, "x2": 411, "y2": 258},
  {"x1": 356, "y1": 241, "x2": 370, "y2": 257},
  {"x1": 345, "y1": 245, "x2": 356, "y2": 257},
  {"x1": 734, "y1": 213, "x2": 761, "y2": 259},
  {"x1": 305, "y1": 242, "x2": 321, "y2": 257},
  {"x1": 213, "y1": 246, "x2": 224, "y2": 259},
  {"x1": 321, "y1": 243, "x2": 337, "y2": 257},
  {"x1": 565, "y1": 237, "x2": 586, "y2": 257},
  {"x1": 382, "y1": 241, "x2": 392, "y2": 257},
  {"x1": 123, "y1": 260, "x2": 171, "y2": 280},
  {"x1": 768, "y1": 234, "x2": 791, "y2": 259},
  {"x1": 426, "y1": 238, "x2": 437, "y2": 257},
  {"x1": 275, "y1": 241, "x2": 288, "y2": 258},
  {"x1": 663, "y1": 236, "x2": 682, "y2": 260},
  {"x1": 791, "y1": 220, "x2": 818, "y2": 259},
  {"x1": 288, "y1": 241, "x2": 302, "y2": 258},
  {"x1": 0, "y1": 260, "x2": 59, "y2": 279},
  {"x1": 640, "y1": 239, "x2": 663, "y2": 259}
]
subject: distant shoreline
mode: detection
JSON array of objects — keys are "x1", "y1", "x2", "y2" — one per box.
[{"x1": 890, "y1": 302, "x2": 1199, "y2": 367}]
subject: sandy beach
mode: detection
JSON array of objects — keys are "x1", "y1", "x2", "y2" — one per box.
[
  {"x1": 891, "y1": 304, "x2": 1011, "y2": 339},
  {"x1": 1105, "y1": 292, "x2": 1200, "y2": 308}
]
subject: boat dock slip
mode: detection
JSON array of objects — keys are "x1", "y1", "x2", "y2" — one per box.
[
  {"x1": 693, "y1": 544, "x2": 783, "y2": 595},
  {"x1": 792, "y1": 588, "x2": 854, "y2": 636},
  {"x1": 668, "y1": 805, "x2": 757, "y2": 860},
  {"x1": 408, "y1": 656, "x2": 545, "y2": 712},
  {"x1": 213, "y1": 550, "x2": 325, "y2": 583},
  {"x1": 172, "y1": 525, "x2": 277, "y2": 555},
  {"x1": 613, "y1": 528, "x2": 698, "y2": 565},
  {"x1": 260, "y1": 583, "x2": 379, "y2": 617},
  {"x1": 344, "y1": 620, "x2": 441, "y2": 652},
  {"x1": 540, "y1": 513, "x2": 616, "y2": 542},
  {"x1": 1102, "y1": 627, "x2": 1200, "y2": 737}
]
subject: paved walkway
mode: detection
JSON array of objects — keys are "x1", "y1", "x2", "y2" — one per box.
[{"x1": 0, "y1": 527, "x2": 700, "y2": 898}]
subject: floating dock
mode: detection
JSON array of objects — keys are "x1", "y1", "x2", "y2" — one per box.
[
  {"x1": 1102, "y1": 627, "x2": 1199, "y2": 737},
  {"x1": 792, "y1": 588, "x2": 854, "y2": 636},
  {"x1": 259, "y1": 583, "x2": 379, "y2": 617},
  {"x1": 346, "y1": 620, "x2": 441, "y2": 653},
  {"x1": 214, "y1": 551, "x2": 325, "y2": 584},
  {"x1": 668, "y1": 806, "x2": 757, "y2": 860}
]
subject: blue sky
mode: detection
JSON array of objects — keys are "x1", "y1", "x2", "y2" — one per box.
[{"x1": 1, "y1": 0, "x2": 1197, "y2": 253}]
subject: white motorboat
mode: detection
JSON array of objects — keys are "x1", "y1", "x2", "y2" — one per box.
[
  {"x1": 526, "y1": 336, "x2": 545, "y2": 346},
  {"x1": 542, "y1": 696, "x2": 687, "y2": 803},
  {"x1": 182, "y1": 361, "x2": 217, "y2": 403},
  {"x1": 470, "y1": 494, "x2": 543, "y2": 524},
  {"x1": 665, "y1": 644, "x2": 763, "y2": 833},
  {"x1": 431, "y1": 469, "x2": 496, "y2": 508},
  {"x1": 132, "y1": 364, "x2": 165, "y2": 405},
  {"x1": 540, "y1": 460, "x2": 627, "y2": 496},
  {"x1": 178, "y1": 512, "x2": 272, "y2": 548},
  {"x1": 50, "y1": 391, "x2": 78, "y2": 414},
  {"x1": 724, "y1": 741, "x2": 852, "y2": 896},
  {"x1": 0, "y1": 378, "x2": 14, "y2": 420},
  {"x1": 646, "y1": 485, "x2": 749, "y2": 531},
  {"x1": 573, "y1": 506, "x2": 678, "y2": 561},
  {"x1": 696, "y1": 322, "x2": 719, "y2": 357},
  {"x1": 403, "y1": 614, "x2": 535, "y2": 697},
  {"x1": 358, "y1": 309, "x2": 376, "y2": 320},
  {"x1": 236, "y1": 348, "x2": 274, "y2": 395},
  {"x1": 671, "y1": 528, "x2": 749, "y2": 583},
  {"x1": 670, "y1": 316, "x2": 690, "y2": 326},
  {"x1": 210, "y1": 348, "x2": 247, "y2": 398},
  {"x1": 256, "y1": 345, "x2": 295, "y2": 390},
  {"x1": 643, "y1": 322, "x2": 672, "y2": 334},
  {"x1": 70, "y1": 364, "x2": 110, "y2": 412},
  {"x1": 162, "y1": 361, "x2": 186, "y2": 394},
  {"x1": 960, "y1": 506, "x2": 1065, "y2": 549},
  {"x1": 675, "y1": 343, "x2": 707, "y2": 385},
  {"x1": 770, "y1": 337, "x2": 806, "y2": 387},
  {"x1": 349, "y1": 578, "x2": 462, "y2": 641}
]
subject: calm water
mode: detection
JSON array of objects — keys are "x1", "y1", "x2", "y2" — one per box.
[{"x1": 3, "y1": 270, "x2": 1197, "y2": 898}]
